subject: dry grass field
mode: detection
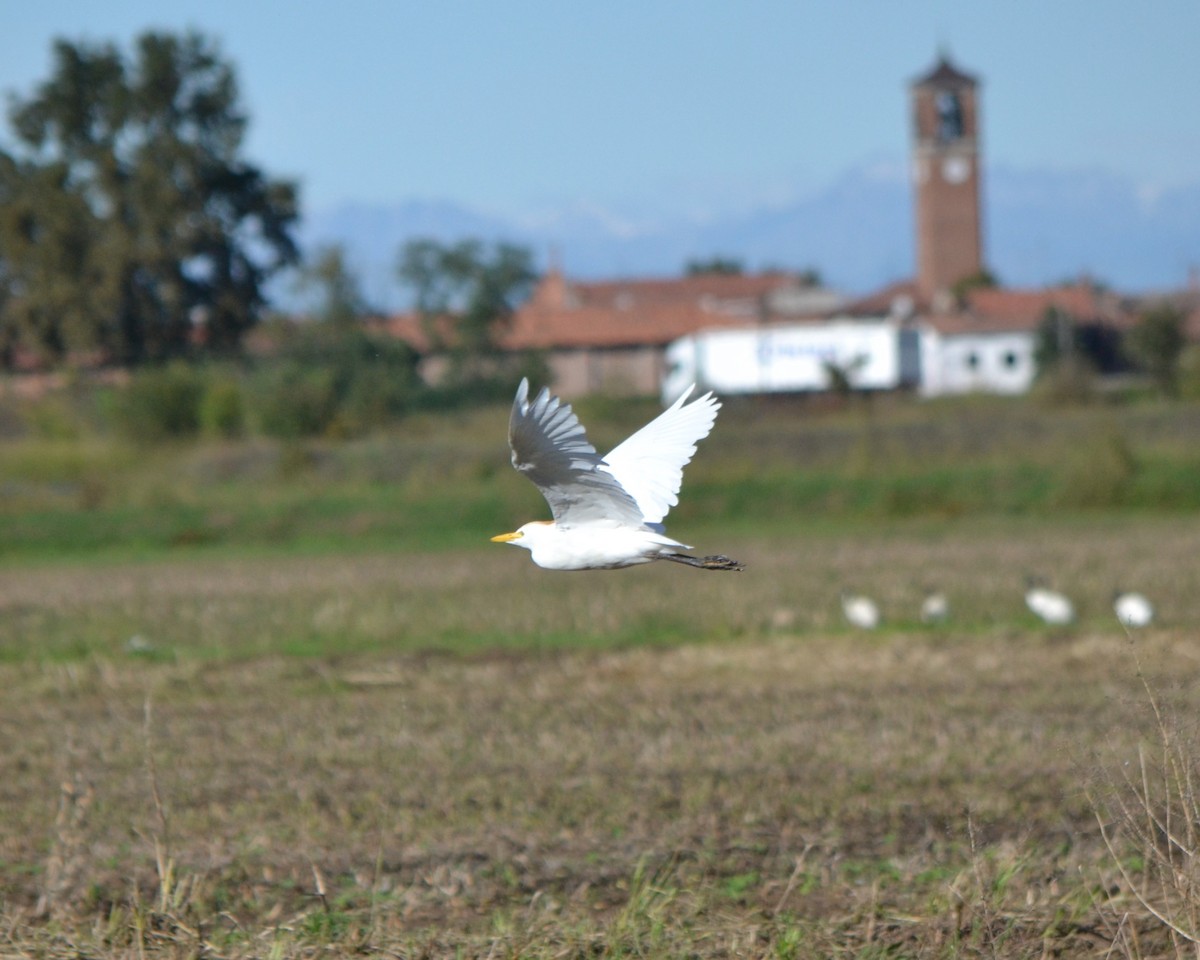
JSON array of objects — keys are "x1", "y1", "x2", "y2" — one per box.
[{"x1": 5, "y1": 515, "x2": 1200, "y2": 957}]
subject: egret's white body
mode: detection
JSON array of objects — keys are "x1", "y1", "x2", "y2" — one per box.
[
  {"x1": 920, "y1": 590, "x2": 949, "y2": 624},
  {"x1": 842, "y1": 593, "x2": 881, "y2": 630},
  {"x1": 1114, "y1": 591, "x2": 1154, "y2": 628},
  {"x1": 492, "y1": 379, "x2": 743, "y2": 572},
  {"x1": 1025, "y1": 580, "x2": 1075, "y2": 625}
]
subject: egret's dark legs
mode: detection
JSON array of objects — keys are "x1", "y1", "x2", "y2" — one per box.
[{"x1": 663, "y1": 552, "x2": 745, "y2": 571}]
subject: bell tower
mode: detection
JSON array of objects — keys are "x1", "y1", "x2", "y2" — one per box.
[{"x1": 911, "y1": 52, "x2": 983, "y2": 303}]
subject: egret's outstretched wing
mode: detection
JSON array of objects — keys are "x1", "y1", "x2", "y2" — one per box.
[
  {"x1": 600, "y1": 385, "x2": 720, "y2": 525},
  {"x1": 508, "y1": 378, "x2": 643, "y2": 527}
]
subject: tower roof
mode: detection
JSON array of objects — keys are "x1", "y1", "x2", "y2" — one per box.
[{"x1": 913, "y1": 52, "x2": 978, "y2": 89}]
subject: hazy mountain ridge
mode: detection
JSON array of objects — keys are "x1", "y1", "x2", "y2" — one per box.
[{"x1": 297, "y1": 164, "x2": 1200, "y2": 310}]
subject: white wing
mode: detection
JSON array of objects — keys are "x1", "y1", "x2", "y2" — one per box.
[
  {"x1": 507, "y1": 378, "x2": 643, "y2": 528},
  {"x1": 600, "y1": 385, "x2": 720, "y2": 525}
]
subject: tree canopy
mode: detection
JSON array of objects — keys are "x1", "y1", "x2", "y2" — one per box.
[
  {"x1": 684, "y1": 256, "x2": 744, "y2": 276},
  {"x1": 1126, "y1": 301, "x2": 1186, "y2": 396},
  {"x1": 0, "y1": 30, "x2": 299, "y2": 368},
  {"x1": 396, "y1": 238, "x2": 537, "y2": 384},
  {"x1": 296, "y1": 244, "x2": 373, "y2": 328}
]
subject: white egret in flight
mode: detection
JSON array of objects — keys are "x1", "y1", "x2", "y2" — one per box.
[{"x1": 492, "y1": 379, "x2": 744, "y2": 572}]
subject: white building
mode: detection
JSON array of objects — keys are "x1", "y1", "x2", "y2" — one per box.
[
  {"x1": 658, "y1": 282, "x2": 1134, "y2": 402},
  {"x1": 917, "y1": 325, "x2": 1036, "y2": 397},
  {"x1": 662, "y1": 318, "x2": 920, "y2": 404}
]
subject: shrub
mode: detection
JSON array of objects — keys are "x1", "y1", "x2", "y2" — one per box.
[
  {"x1": 253, "y1": 324, "x2": 423, "y2": 436},
  {"x1": 1125, "y1": 302, "x2": 1186, "y2": 396},
  {"x1": 19, "y1": 396, "x2": 81, "y2": 440},
  {"x1": 330, "y1": 335, "x2": 422, "y2": 433},
  {"x1": 1031, "y1": 356, "x2": 1098, "y2": 406},
  {"x1": 417, "y1": 350, "x2": 552, "y2": 413},
  {"x1": 113, "y1": 362, "x2": 204, "y2": 442},
  {"x1": 199, "y1": 378, "x2": 245, "y2": 438},
  {"x1": 1179, "y1": 344, "x2": 1200, "y2": 400},
  {"x1": 254, "y1": 363, "x2": 337, "y2": 439}
]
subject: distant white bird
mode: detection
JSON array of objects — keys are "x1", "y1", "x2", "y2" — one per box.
[
  {"x1": 125, "y1": 634, "x2": 155, "y2": 655},
  {"x1": 491, "y1": 379, "x2": 744, "y2": 571},
  {"x1": 842, "y1": 592, "x2": 881, "y2": 630},
  {"x1": 1114, "y1": 591, "x2": 1154, "y2": 628},
  {"x1": 1025, "y1": 577, "x2": 1075, "y2": 625},
  {"x1": 920, "y1": 590, "x2": 949, "y2": 624}
]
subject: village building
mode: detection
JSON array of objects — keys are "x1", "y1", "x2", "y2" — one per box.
[
  {"x1": 2, "y1": 56, "x2": 1194, "y2": 402},
  {"x1": 378, "y1": 51, "x2": 1184, "y2": 401},
  {"x1": 498, "y1": 269, "x2": 841, "y2": 397},
  {"x1": 669, "y1": 51, "x2": 1149, "y2": 401},
  {"x1": 841, "y1": 279, "x2": 1131, "y2": 397}
]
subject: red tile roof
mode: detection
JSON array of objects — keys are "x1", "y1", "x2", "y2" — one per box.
[
  {"x1": 567, "y1": 272, "x2": 796, "y2": 309},
  {"x1": 921, "y1": 284, "x2": 1132, "y2": 335},
  {"x1": 373, "y1": 273, "x2": 794, "y2": 352},
  {"x1": 842, "y1": 279, "x2": 921, "y2": 316},
  {"x1": 366, "y1": 313, "x2": 453, "y2": 353},
  {"x1": 374, "y1": 274, "x2": 1153, "y2": 355},
  {"x1": 499, "y1": 301, "x2": 741, "y2": 350},
  {"x1": 501, "y1": 270, "x2": 806, "y2": 350}
]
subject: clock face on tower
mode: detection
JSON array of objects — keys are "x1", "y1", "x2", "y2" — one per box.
[{"x1": 941, "y1": 155, "x2": 970, "y2": 185}]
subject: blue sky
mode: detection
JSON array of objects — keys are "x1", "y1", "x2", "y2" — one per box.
[{"x1": 5, "y1": 0, "x2": 1200, "y2": 224}]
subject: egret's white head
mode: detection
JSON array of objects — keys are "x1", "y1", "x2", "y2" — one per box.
[{"x1": 490, "y1": 521, "x2": 554, "y2": 551}]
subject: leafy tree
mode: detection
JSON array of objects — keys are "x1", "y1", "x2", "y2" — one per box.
[
  {"x1": 1032, "y1": 305, "x2": 1118, "y2": 404},
  {"x1": 951, "y1": 267, "x2": 999, "y2": 303},
  {"x1": 113, "y1": 361, "x2": 206, "y2": 442},
  {"x1": 822, "y1": 354, "x2": 868, "y2": 397},
  {"x1": 752, "y1": 264, "x2": 825, "y2": 285},
  {"x1": 684, "y1": 256, "x2": 744, "y2": 276},
  {"x1": 1034, "y1": 306, "x2": 1079, "y2": 376},
  {"x1": 0, "y1": 153, "x2": 110, "y2": 363},
  {"x1": 254, "y1": 323, "x2": 421, "y2": 437},
  {"x1": 296, "y1": 244, "x2": 372, "y2": 328},
  {"x1": 1032, "y1": 306, "x2": 1085, "y2": 402},
  {"x1": 253, "y1": 244, "x2": 421, "y2": 436},
  {"x1": 0, "y1": 30, "x2": 298, "y2": 367},
  {"x1": 1125, "y1": 302, "x2": 1186, "y2": 397},
  {"x1": 396, "y1": 238, "x2": 537, "y2": 384}
]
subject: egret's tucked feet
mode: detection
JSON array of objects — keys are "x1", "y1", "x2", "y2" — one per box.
[{"x1": 665, "y1": 552, "x2": 745, "y2": 571}]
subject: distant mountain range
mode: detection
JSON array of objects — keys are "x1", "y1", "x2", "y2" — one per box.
[{"x1": 295, "y1": 163, "x2": 1200, "y2": 311}]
